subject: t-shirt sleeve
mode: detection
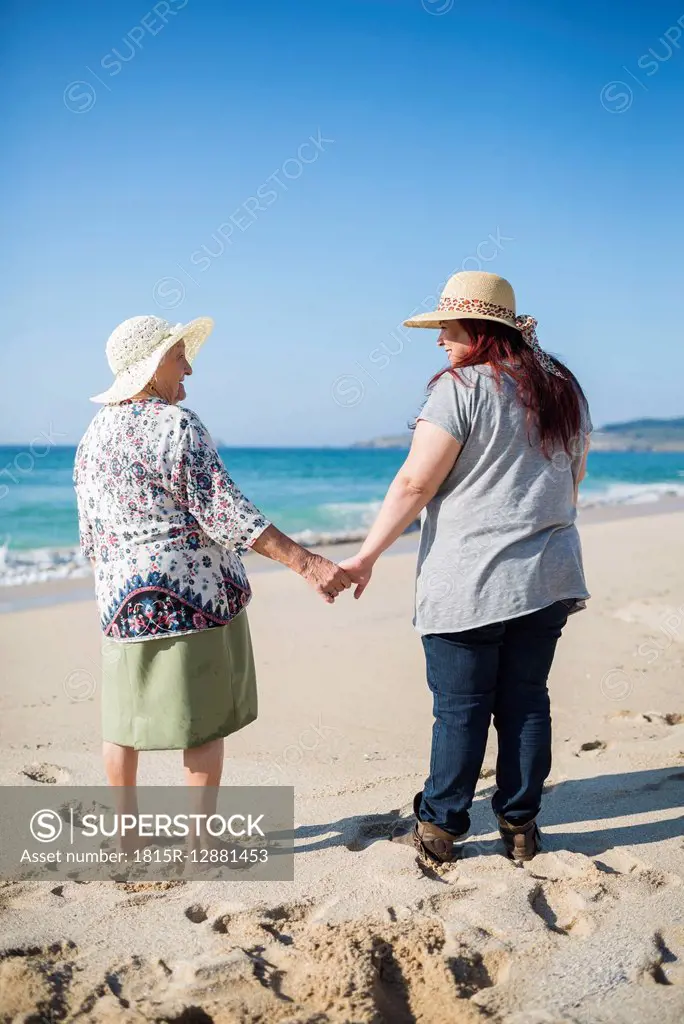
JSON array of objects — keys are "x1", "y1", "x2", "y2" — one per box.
[
  {"x1": 572, "y1": 380, "x2": 593, "y2": 436},
  {"x1": 582, "y1": 397, "x2": 593, "y2": 435},
  {"x1": 416, "y1": 373, "x2": 470, "y2": 444},
  {"x1": 569, "y1": 389, "x2": 593, "y2": 481}
]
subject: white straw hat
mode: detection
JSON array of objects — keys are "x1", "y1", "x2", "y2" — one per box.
[
  {"x1": 403, "y1": 271, "x2": 564, "y2": 377},
  {"x1": 403, "y1": 271, "x2": 518, "y2": 329},
  {"x1": 90, "y1": 315, "x2": 214, "y2": 404}
]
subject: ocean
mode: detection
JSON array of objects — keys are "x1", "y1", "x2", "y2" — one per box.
[{"x1": 1, "y1": 445, "x2": 683, "y2": 586}]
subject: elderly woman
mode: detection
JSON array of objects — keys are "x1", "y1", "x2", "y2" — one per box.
[
  {"x1": 340, "y1": 272, "x2": 592, "y2": 864},
  {"x1": 74, "y1": 314, "x2": 351, "y2": 793}
]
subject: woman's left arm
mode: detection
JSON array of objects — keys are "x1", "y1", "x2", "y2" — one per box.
[
  {"x1": 339, "y1": 420, "x2": 462, "y2": 597},
  {"x1": 169, "y1": 413, "x2": 351, "y2": 601}
]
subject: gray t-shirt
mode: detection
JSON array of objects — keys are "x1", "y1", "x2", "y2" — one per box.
[{"x1": 414, "y1": 365, "x2": 592, "y2": 634}]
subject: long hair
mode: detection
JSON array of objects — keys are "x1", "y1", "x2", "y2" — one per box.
[{"x1": 427, "y1": 319, "x2": 585, "y2": 458}]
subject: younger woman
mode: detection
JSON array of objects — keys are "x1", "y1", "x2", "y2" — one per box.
[{"x1": 340, "y1": 271, "x2": 592, "y2": 863}]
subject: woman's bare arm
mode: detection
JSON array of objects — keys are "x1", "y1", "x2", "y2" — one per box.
[
  {"x1": 250, "y1": 524, "x2": 352, "y2": 603},
  {"x1": 339, "y1": 420, "x2": 462, "y2": 597}
]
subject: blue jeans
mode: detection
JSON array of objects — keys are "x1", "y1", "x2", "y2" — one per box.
[{"x1": 418, "y1": 600, "x2": 571, "y2": 836}]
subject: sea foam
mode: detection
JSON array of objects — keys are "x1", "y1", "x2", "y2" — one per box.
[{"x1": 0, "y1": 482, "x2": 683, "y2": 588}]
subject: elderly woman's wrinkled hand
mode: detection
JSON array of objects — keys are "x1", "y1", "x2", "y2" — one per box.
[{"x1": 301, "y1": 553, "x2": 353, "y2": 604}]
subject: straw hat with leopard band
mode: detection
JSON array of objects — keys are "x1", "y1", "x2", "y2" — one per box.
[{"x1": 403, "y1": 271, "x2": 564, "y2": 378}]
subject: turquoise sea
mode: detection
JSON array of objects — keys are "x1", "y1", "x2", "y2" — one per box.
[{"x1": 1, "y1": 445, "x2": 683, "y2": 585}]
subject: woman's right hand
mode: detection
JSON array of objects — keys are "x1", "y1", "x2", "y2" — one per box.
[
  {"x1": 337, "y1": 554, "x2": 374, "y2": 599},
  {"x1": 301, "y1": 553, "x2": 353, "y2": 604}
]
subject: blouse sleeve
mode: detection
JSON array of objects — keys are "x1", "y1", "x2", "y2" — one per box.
[
  {"x1": 73, "y1": 450, "x2": 95, "y2": 560},
  {"x1": 417, "y1": 372, "x2": 471, "y2": 444},
  {"x1": 169, "y1": 412, "x2": 271, "y2": 554}
]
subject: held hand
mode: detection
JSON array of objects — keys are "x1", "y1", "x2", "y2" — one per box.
[
  {"x1": 301, "y1": 553, "x2": 353, "y2": 604},
  {"x1": 337, "y1": 554, "x2": 374, "y2": 599}
]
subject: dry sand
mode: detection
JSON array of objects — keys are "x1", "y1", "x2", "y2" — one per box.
[{"x1": 1, "y1": 510, "x2": 683, "y2": 1023}]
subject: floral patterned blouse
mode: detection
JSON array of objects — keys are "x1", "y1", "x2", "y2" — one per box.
[{"x1": 73, "y1": 399, "x2": 270, "y2": 642}]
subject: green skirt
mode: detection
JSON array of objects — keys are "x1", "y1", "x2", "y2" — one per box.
[{"x1": 101, "y1": 611, "x2": 257, "y2": 750}]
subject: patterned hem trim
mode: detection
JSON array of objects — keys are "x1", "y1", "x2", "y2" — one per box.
[{"x1": 104, "y1": 585, "x2": 233, "y2": 636}]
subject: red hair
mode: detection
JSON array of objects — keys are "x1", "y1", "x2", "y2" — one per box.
[{"x1": 427, "y1": 319, "x2": 585, "y2": 458}]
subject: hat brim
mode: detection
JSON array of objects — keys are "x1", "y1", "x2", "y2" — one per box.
[
  {"x1": 403, "y1": 310, "x2": 517, "y2": 330},
  {"x1": 90, "y1": 316, "x2": 214, "y2": 403}
]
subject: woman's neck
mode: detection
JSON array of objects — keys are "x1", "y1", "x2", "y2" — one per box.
[{"x1": 130, "y1": 388, "x2": 172, "y2": 404}]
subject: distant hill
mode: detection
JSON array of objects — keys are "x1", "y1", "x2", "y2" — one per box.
[
  {"x1": 591, "y1": 417, "x2": 684, "y2": 451},
  {"x1": 355, "y1": 417, "x2": 684, "y2": 451},
  {"x1": 352, "y1": 434, "x2": 413, "y2": 449}
]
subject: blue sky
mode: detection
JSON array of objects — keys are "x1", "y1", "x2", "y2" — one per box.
[{"x1": 2, "y1": 0, "x2": 683, "y2": 446}]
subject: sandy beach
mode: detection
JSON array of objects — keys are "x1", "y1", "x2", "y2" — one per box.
[{"x1": 1, "y1": 508, "x2": 683, "y2": 1023}]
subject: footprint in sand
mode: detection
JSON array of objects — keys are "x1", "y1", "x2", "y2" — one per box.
[
  {"x1": 0, "y1": 941, "x2": 79, "y2": 1021},
  {"x1": 209, "y1": 901, "x2": 309, "y2": 946},
  {"x1": 119, "y1": 892, "x2": 167, "y2": 908},
  {"x1": 610, "y1": 710, "x2": 684, "y2": 727},
  {"x1": 594, "y1": 849, "x2": 650, "y2": 876},
  {"x1": 255, "y1": 902, "x2": 314, "y2": 944},
  {"x1": 593, "y1": 850, "x2": 683, "y2": 892},
  {"x1": 529, "y1": 881, "x2": 595, "y2": 937},
  {"x1": 345, "y1": 809, "x2": 403, "y2": 852},
  {"x1": 575, "y1": 740, "x2": 607, "y2": 757},
  {"x1": 261, "y1": 902, "x2": 310, "y2": 924},
  {"x1": 650, "y1": 933, "x2": 683, "y2": 986},
  {"x1": 259, "y1": 920, "x2": 295, "y2": 946},
  {"x1": 647, "y1": 711, "x2": 684, "y2": 726},
  {"x1": 184, "y1": 903, "x2": 209, "y2": 924},
  {"x1": 20, "y1": 762, "x2": 70, "y2": 784},
  {"x1": 119, "y1": 880, "x2": 184, "y2": 893},
  {"x1": 116, "y1": 880, "x2": 185, "y2": 907},
  {"x1": 526, "y1": 850, "x2": 597, "y2": 883}
]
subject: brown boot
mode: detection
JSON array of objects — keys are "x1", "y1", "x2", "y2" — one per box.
[
  {"x1": 497, "y1": 815, "x2": 542, "y2": 861},
  {"x1": 412, "y1": 792, "x2": 467, "y2": 865}
]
